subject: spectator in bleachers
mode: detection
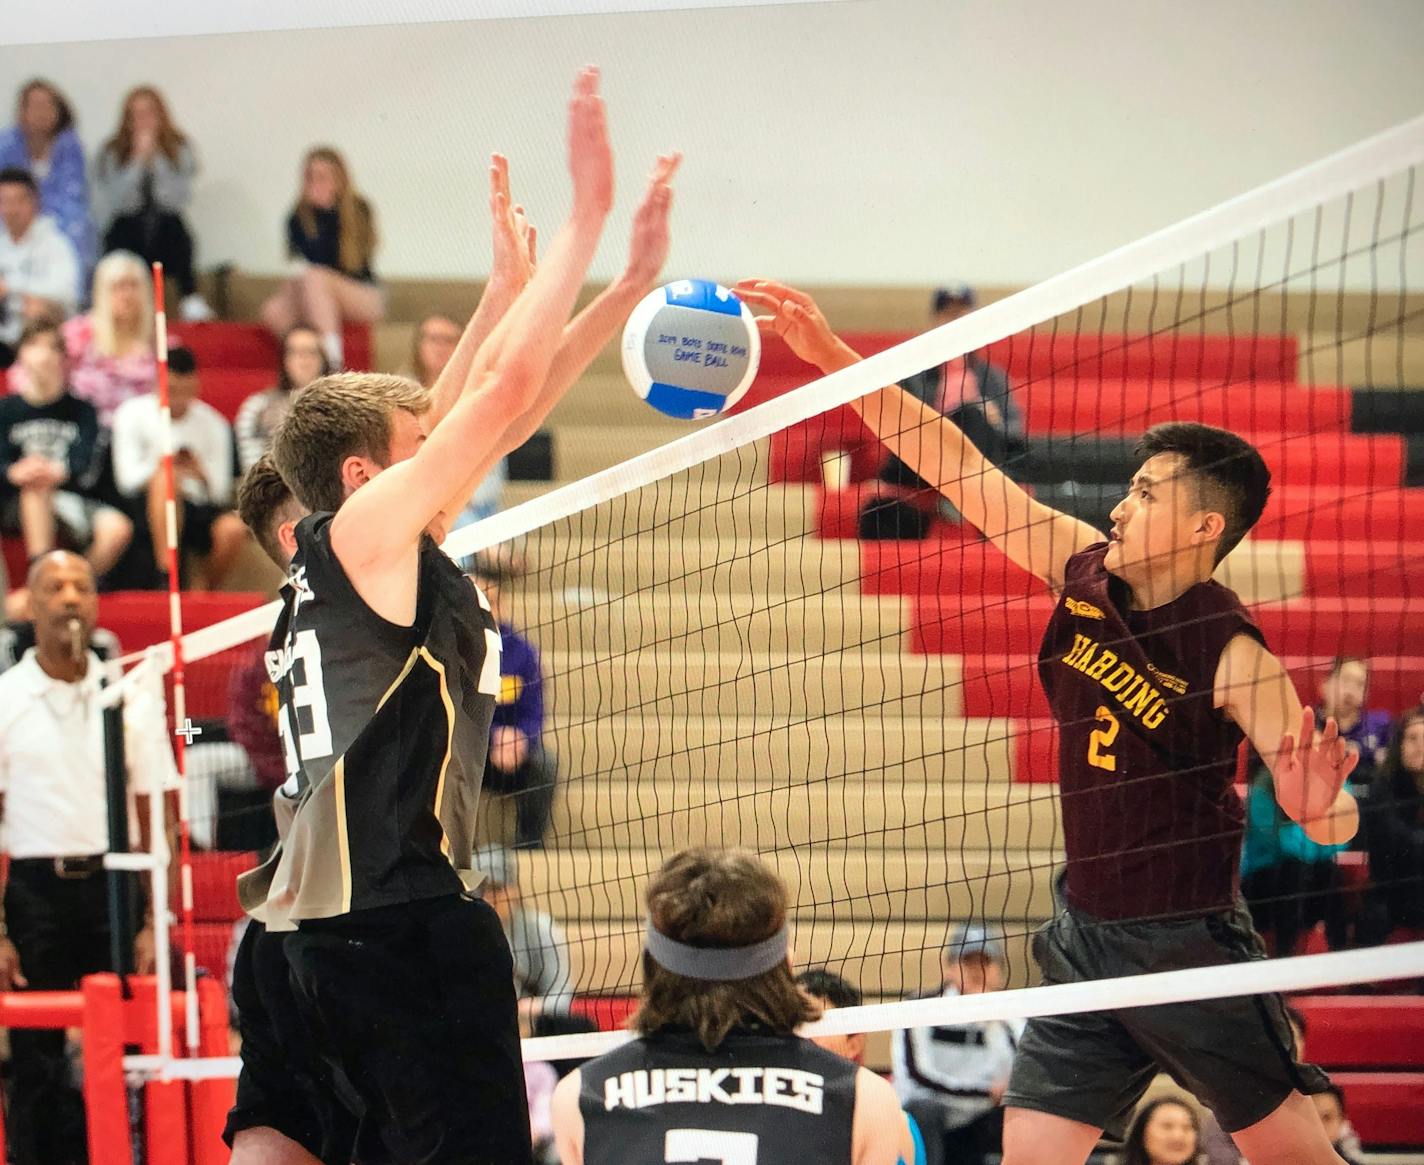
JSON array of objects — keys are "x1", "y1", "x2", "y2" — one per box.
[
  {"x1": 1115, "y1": 1097, "x2": 1201, "y2": 1165},
  {"x1": 233, "y1": 323, "x2": 329, "y2": 472},
  {"x1": 475, "y1": 844, "x2": 574, "y2": 1017},
  {"x1": 93, "y1": 86, "x2": 213, "y2": 322},
  {"x1": 472, "y1": 560, "x2": 555, "y2": 848},
  {"x1": 892, "y1": 924, "x2": 1020, "y2": 1165},
  {"x1": 0, "y1": 320, "x2": 132, "y2": 580},
  {"x1": 112, "y1": 345, "x2": 245, "y2": 589},
  {"x1": 0, "y1": 167, "x2": 80, "y2": 367},
  {"x1": 1318, "y1": 656, "x2": 1392, "y2": 791},
  {"x1": 0, "y1": 551, "x2": 173, "y2": 1165},
  {"x1": 1360, "y1": 706, "x2": 1424, "y2": 945},
  {"x1": 1311, "y1": 1082, "x2": 1364, "y2": 1165},
  {"x1": 1240, "y1": 763, "x2": 1350, "y2": 956},
  {"x1": 259, "y1": 146, "x2": 383, "y2": 369},
  {"x1": 63, "y1": 250, "x2": 156, "y2": 426},
  {"x1": 862, "y1": 283, "x2": 1024, "y2": 539},
  {"x1": 409, "y1": 312, "x2": 507, "y2": 524},
  {"x1": 0, "y1": 81, "x2": 95, "y2": 282}
]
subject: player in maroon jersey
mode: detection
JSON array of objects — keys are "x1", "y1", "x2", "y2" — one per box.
[{"x1": 735, "y1": 280, "x2": 1359, "y2": 1165}]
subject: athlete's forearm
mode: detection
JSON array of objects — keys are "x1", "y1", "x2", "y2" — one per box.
[{"x1": 427, "y1": 275, "x2": 523, "y2": 427}]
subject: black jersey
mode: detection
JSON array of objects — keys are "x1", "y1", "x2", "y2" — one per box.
[
  {"x1": 579, "y1": 1028, "x2": 859, "y2": 1165},
  {"x1": 1038, "y1": 543, "x2": 1265, "y2": 919},
  {"x1": 237, "y1": 512, "x2": 501, "y2": 928}
]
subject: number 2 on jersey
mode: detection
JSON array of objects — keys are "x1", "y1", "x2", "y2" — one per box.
[
  {"x1": 1087, "y1": 705, "x2": 1119, "y2": 772},
  {"x1": 664, "y1": 1129, "x2": 758, "y2": 1164}
]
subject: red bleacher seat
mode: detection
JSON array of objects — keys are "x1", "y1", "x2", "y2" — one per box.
[
  {"x1": 186, "y1": 850, "x2": 257, "y2": 922},
  {"x1": 1295, "y1": 996, "x2": 1424, "y2": 1069},
  {"x1": 200, "y1": 367, "x2": 271, "y2": 425},
  {"x1": 1254, "y1": 488, "x2": 1424, "y2": 541},
  {"x1": 569, "y1": 995, "x2": 639, "y2": 1033},
  {"x1": 185, "y1": 920, "x2": 237, "y2": 983},
  {"x1": 1287, "y1": 656, "x2": 1424, "y2": 715},
  {"x1": 168, "y1": 321, "x2": 370, "y2": 373},
  {"x1": 860, "y1": 541, "x2": 1049, "y2": 599},
  {"x1": 1331, "y1": 1071, "x2": 1424, "y2": 1147},
  {"x1": 1022, "y1": 382, "x2": 1351, "y2": 436}
]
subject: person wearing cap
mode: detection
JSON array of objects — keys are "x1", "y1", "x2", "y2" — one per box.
[
  {"x1": 551, "y1": 847, "x2": 914, "y2": 1165},
  {"x1": 892, "y1": 924, "x2": 1023, "y2": 1165},
  {"x1": 863, "y1": 284, "x2": 1024, "y2": 539},
  {"x1": 476, "y1": 843, "x2": 574, "y2": 1019}
]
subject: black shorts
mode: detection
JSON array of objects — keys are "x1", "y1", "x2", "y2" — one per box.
[
  {"x1": 222, "y1": 919, "x2": 362, "y2": 1164},
  {"x1": 284, "y1": 893, "x2": 533, "y2": 1165},
  {"x1": 1004, "y1": 901, "x2": 1329, "y2": 1138}
]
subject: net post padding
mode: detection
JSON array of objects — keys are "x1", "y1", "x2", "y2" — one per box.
[{"x1": 80, "y1": 974, "x2": 134, "y2": 1165}]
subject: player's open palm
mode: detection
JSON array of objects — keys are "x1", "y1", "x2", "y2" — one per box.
[
  {"x1": 624, "y1": 152, "x2": 681, "y2": 289},
  {"x1": 735, "y1": 279, "x2": 856, "y2": 373},
  {"x1": 489, "y1": 153, "x2": 537, "y2": 289},
  {"x1": 568, "y1": 66, "x2": 613, "y2": 219},
  {"x1": 1277, "y1": 706, "x2": 1358, "y2": 818}
]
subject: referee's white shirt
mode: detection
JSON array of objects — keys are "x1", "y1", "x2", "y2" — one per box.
[
  {"x1": 892, "y1": 984, "x2": 1025, "y2": 1129},
  {"x1": 0, "y1": 650, "x2": 170, "y2": 859}
]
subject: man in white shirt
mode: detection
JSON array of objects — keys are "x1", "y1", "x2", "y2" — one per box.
[
  {"x1": 0, "y1": 168, "x2": 80, "y2": 364},
  {"x1": 0, "y1": 551, "x2": 175, "y2": 1165},
  {"x1": 893, "y1": 924, "x2": 1023, "y2": 1165},
  {"x1": 111, "y1": 345, "x2": 247, "y2": 590}
]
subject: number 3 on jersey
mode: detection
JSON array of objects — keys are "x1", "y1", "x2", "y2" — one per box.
[
  {"x1": 664, "y1": 1130, "x2": 758, "y2": 1164},
  {"x1": 1087, "y1": 705, "x2": 1119, "y2": 772},
  {"x1": 277, "y1": 627, "x2": 335, "y2": 776}
]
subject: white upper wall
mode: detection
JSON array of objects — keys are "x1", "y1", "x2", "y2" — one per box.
[{"x1": 3, "y1": 0, "x2": 1422, "y2": 287}]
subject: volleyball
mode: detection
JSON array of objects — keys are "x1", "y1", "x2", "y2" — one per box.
[{"x1": 621, "y1": 278, "x2": 761, "y2": 419}]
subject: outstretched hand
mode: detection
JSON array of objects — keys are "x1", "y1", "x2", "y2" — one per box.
[
  {"x1": 1276, "y1": 705, "x2": 1358, "y2": 819},
  {"x1": 623, "y1": 152, "x2": 682, "y2": 290},
  {"x1": 733, "y1": 279, "x2": 858, "y2": 374},
  {"x1": 569, "y1": 66, "x2": 613, "y2": 220},
  {"x1": 489, "y1": 153, "x2": 537, "y2": 290}
]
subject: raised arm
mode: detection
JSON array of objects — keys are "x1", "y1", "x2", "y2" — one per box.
[
  {"x1": 330, "y1": 66, "x2": 613, "y2": 588},
  {"x1": 733, "y1": 280, "x2": 1099, "y2": 590},
  {"x1": 1215, "y1": 633, "x2": 1359, "y2": 844},
  {"x1": 444, "y1": 151, "x2": 680, "y2": 512}
]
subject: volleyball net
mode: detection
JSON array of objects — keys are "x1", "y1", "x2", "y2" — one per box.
[{"x1": 107, "y1": 111, "x2": 1424, "y2": 1087}]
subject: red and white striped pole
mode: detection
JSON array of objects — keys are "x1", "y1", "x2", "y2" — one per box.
[{"x1": 152, "y1": 263, "x2": 200, "y2": 1055}]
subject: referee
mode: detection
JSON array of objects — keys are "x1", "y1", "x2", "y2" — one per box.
[{"x1": 0, "y1": 551, "x2": 173, "y2": 1165}]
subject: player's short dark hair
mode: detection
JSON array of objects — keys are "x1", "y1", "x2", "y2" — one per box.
[
  {"x1": 272, "y1": 372, "x2": 431, "y2": 513},
  {"x1": 1136, "y1": 422, "x2": 1271, "y2": 563},
  {"x1": 167, "y1": 346, "x2": 197, "y2": 376},
  {"x1": 238, "y1": 453, "x2": 303, "y2": 567},
  {"x1": 634, "y1": 848, "x2": 818, "y2": 1052},
  {"x1": 795, "y1": 968, "x2": 862, "y2": 1010},
  {"x1": 0, "y1": 167, "x2": 39, "y2": 197}
]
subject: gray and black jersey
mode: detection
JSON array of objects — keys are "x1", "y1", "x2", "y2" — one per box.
[
  {"x1": 579, "y1": 1028, "x2": 859, "y2": 1165},
  {"x1": 238, "y1": 512, "x2": 501, "y2": 928}
]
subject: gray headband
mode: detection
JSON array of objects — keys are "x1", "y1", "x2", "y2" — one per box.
[{"x1": 644, "y1": 919, "x2": 790, "y2": 982}]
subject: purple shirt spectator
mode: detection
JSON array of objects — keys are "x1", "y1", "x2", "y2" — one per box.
[
  {"x1": 0, "y1": 125, "x2": 95, "y2": 276},
  {"x1": 494, "y1": 621, "x2": 544, "y2": 745}
]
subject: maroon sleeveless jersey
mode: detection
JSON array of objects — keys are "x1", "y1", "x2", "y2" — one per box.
[{"x1": 1037, "y1": 543, "x2": 1265, "y2": 920}]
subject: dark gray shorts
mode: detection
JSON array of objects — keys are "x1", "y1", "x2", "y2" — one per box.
[{"x1": 1003, "y1": 901, "x2": 1328, "y2": 1138}]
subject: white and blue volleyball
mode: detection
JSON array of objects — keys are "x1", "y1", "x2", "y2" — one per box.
[{"x1": 622, "y1": 279, "x2": 761, "y2": 419}]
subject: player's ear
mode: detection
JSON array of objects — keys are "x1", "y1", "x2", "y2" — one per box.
[
  {"x1": 340, "y1": 453, "x2": 375, "y2": 495},
  {"x1": 277, "y1": 518, "x2": 299, "y2": 561},
  {"x1": 1193, "y1": 509, "x2": 1227, "y2": 547}
]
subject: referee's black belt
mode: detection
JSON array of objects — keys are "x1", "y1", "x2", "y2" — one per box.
[{"x1": 10, "y1": 856, "x2": 106, "y2": 880}]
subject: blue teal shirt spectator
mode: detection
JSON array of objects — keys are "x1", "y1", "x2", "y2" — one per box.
[
  {"x1": 1241, "y1": 778, "x2": 1347, "y2": 879},
  {"x1": 0, "y1": 81, "x2": 96, "y2": 281}
]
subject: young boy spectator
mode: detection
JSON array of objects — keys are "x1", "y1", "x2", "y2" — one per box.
[
  {"x1": 111, "y1": 344, "x2": 246, "y2": 589},
  {"x1": 892, "y1": 924, "x2": 1021, "y2": 1165},
  {"x1": 473, "y1": 560, "x2": 556, "y2": 848},
  {"x1": 0, "y1": 168, "x2": 79, "y2": 366},
  {"x1": 475, "y1": 844, "x2": 574, "y2": 1017},
  {"x1": 0, "y1": 320, "x2": 132, "y2": 578}
]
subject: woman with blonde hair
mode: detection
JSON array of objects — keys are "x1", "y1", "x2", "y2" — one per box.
[
  {"x1": 0, "y1": 79, "x2": 95, "y2": 276},
  {"x1": 259, "y1": 146, "x2": 383, "y2": 369},
  {"x1": 552, "y1": 847, "x2": 914, "y2": 1165},
  {"x1": 63, "y1": 251, "x2": 156, "y2": 426},
  {"x1": 94, "y1": 86, "x2": 212, "y2": 321}
]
